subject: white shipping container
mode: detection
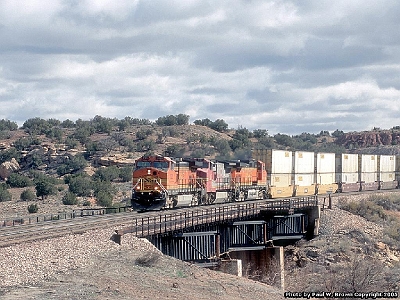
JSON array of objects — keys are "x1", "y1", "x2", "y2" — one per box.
[
  {"x1": 336, "y1": 154, "x2": 359, "y2": 183},
  {"x1": 294, "y1": 151, "x2": 315, "y2": 186},
  {"x1": 379, "y1": 155, "x2": 396, "y2": 182},
  {"x1": 360, "y1": 154, "x2": 378, "y2": 183},
  {"x1": 270, "y1": 150, "x2": 293, "y2": 174},
  {"x1": 315, "y1": 152, "x2": 336, "y2": 185},
  {"x1": 271, "y1": 174, "x2": 292, "y2": 188},
  {"x1": 269, "y1": 150, "x2": 293, "y2": 187},
  {"x1": 294, "y1": 174, "x2": 315, "y2": 186}
]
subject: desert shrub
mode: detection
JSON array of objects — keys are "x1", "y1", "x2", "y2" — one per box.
[
  {"x1": 7, "y1": 173, "x2": 33, "y2": 188},
  {"x1": 384, "y1": 220, "x2": 400, "y2": 244},
  {"x1": 20, "y1": 189, "x2": 36, "y2": 201},
  {"x1": 135, "y1": 252, "x2": 160, "y2": 267},
  {"x1": 0, "y1": 148, "x2": 21, "y2": 164},
  {"x1": 93, "y1": 166, "x2": 120, "y2": 182},
  {"x1": 119, "y1": 166, "x2": 133, "y2": 182},
  {"x1": 57, "y1": 154, "x2": 88, "y2": 176},
  {"x1": 30, "y1": 171, "x2": 62, "y2": 185},
  {"x1": 96, "y1": 190, "x2": 113, "y2": 207},
  {"x1": 27, "y1": 203, "x2": 38, "y2": 213},
  {"x1": 68, "y1": 175, "x2": 93, "y2": 197},
  {"x1": 0, "y1": 119, "x2": 18, "y2": 131},
  {"x1": 0, "y1": 186, "x2": 12, "y2": 202},
  {"x1": 340, "y1": 199, "x2": 387, "y2": 222},
  {"x1": 93, "y1": 180, "x2": 115, "y2": 207},
  {"x1": 62, "y1": 192, "x2": 78, "y2": 205},
  {"x1": 13, "y1": 136, "x2": 41, "y2": 151}
]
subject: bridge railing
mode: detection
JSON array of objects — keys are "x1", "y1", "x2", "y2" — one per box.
[
  {"x1": 261, "y1": 196, "x2": 318, "y2": 211},
  {"x1": 120, "y1": 202, "x2": 262, "y2": 238},
  {"x1": 0, "y1": 206, "x2": 131, "y2": 228}
]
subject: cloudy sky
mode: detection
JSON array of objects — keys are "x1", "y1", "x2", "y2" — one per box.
[{"x1": 1, "y1": 0, "x2": 400, "y2": 135}]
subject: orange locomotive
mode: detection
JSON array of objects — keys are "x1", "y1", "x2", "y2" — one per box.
[{"x1": 132, "y1": 155, "x2": 268, "y2": 210}]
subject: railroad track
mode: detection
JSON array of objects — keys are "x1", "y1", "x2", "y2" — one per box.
[
  {"x1": 0, "y1": 211, "x2": 147, "y2": 248},
  {"x1": 3, "y1": 189, "x2": 395, "y2": 248}
]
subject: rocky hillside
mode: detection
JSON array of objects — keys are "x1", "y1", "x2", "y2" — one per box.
[
  {"x1": 285, "y1": 192, "x2": 400, "y2": 292},
  {"x1": 335, "y1": 130, "x2": 400, "y2": 154},
  {"x1": 0, "y1": 192, "x2": 398, "y2": 299}
]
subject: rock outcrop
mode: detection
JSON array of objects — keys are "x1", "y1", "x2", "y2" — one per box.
[
  {"x1": 0, "y1": 158, "x2": 20, "y2": 179},
  {"x1": 335, "y1": 130, "x2": 400, "y2": 149}
]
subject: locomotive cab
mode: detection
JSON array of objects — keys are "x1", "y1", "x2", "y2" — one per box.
[{"x1": 132, "y1": 156, "x2": 175, "y2": 210}]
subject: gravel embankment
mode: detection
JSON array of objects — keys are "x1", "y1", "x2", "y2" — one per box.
[{"x1": 0, "y1": 229, "x2": 156, "y2": 287}]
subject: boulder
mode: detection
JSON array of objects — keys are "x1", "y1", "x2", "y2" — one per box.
[{"x1": 0, "y1": 158, "x2": 20, "y2": 179}]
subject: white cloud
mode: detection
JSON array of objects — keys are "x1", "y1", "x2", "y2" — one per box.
[{"x1": 0, "y1": 0, "x2": 400, "y2": 134}]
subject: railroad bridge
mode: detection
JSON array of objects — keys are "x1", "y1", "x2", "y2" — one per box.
[{"x1": 115, "y1": 196, "x2": 321, "y2": 285}]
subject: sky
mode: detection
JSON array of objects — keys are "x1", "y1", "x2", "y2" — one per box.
[{"x1": 1, "y1": 0, "x2": 400, "y2": 135}]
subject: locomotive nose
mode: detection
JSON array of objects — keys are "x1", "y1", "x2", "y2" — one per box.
[{"x1": 147, "y1": 168, "x2": 158, "y2": 176}]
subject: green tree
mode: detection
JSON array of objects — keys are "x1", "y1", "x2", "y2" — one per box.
[
  {"x1": 253, "y1": 129, "x2": 268, "y2": 138},
  {"x1": 332, "y1": 129, "x2": 344, "y2": 138},
  {"x1": 210, "y1": 119, "x2": 228, "y2": 132},
  {"x1": 7, "y1": 173, "x2": 33, "y2": 188},
  {"x1": 119, "y1": 167, "x2": 133, "y2": 182},
  {"x1": 96, "y1": 190, "x2": 113, "y2": 207},
  {"x1": 35, "y1": 179, "x2": 56, "y2": 200},
  {"x1": 274, "y1": 133, "x2": 294, "y2": 148},
  {"x1": 22, "y1": 117, "x2": 51, "y2": 135},
  {"x1": 20, "y1": 189, "x2": 36, "y2": 201},
  {"x1": 92, "y1": 115, "x2": 113, "y2": 134},
  {"x1": 14, "y1": 137, "x2": 41, "y2": 151},
  {"x1": 68, "y1": 175, "x2": 93, "y2": 197},
  {"x1": 194, "y1": 118, "x2": 212, "y2": 127},
  {"x1": 176, "y1": 114, "x2": 190, "y2": 125},
  {"x1": 57, "y1": 154, "x2": 88, "y2": 176},
  {"x1": 0, "y1": 185, "x2": 12, "y2": 202},
  {"x1": 61, "y1": 119, "x2": 75, "y2": 128},
  {"x1": 0, "y1": 148, "x2": 20, "y2": 164},
  {"x1": 62, "y1": 192, "x2": 78, "y2": 205},
  {"x1": 93, "y1": 181, "x2": 115, "y2": 207},
  {"x1": 93, "y1": 166, "x2": 120, "y2": 182},
  {"x1": 0, "y1": 119, "x2": 18, "y2": 131}
]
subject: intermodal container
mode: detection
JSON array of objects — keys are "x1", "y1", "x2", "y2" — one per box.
[
  {"x1": 379, "y1": 155, "x2": 397, "y2": 189},
  {"x1": 315, "y1": 152, "x2": 338, "y2": 194},
  {"x1": 252, "y1": 149, "x2": 294, "y2": 197},
  {"x1": 335, "y1": 153, "x2": 359, "y2": 183},
  {"x1": 359, "y1": 154, "x2": 378, "y2": 183},
  {"x1": 315, "y1": 152, "x2": 336, "y2": 185},
  {"x1": 293, "y1": 151, "x2": 314, "y2": 186},
  {"x1": 378, "y1": 155, "x2": 395, "y2": 182}
]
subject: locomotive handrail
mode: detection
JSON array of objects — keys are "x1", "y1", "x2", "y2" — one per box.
[
  {"x1": 155, "y1": 178, "x2": 168, "y2": 194},
  {"x1": 123, "y1": 202, "x2": 264, "y2": 238},
  {"x1": 132, "y1": 178, "x2": 143, "y2": 190}
]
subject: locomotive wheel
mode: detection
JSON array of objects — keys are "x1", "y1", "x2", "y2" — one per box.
[
  {"x1": 191, "y1": 194, "x2": 199, "y2": 206},
  {"x1": 207, "y1": 193, "x2": 216, "y2": 204},
  {"x1": 168, "y1": 196, "x2": 178, "y2": 208},
  {"x1": 237, "y1": 190, "x2": 245, "y2": 201}
]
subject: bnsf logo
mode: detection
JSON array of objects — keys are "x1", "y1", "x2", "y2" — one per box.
[{"x1": 144, "y1": 177, "x2": 156, "y2": 183}]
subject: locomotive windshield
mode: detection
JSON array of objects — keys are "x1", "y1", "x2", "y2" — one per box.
[
  {"x1": 136, "y1": 161, "x2": 151, "y2": 169},
  {"x1": 135, "y1": 161, "x2": 169, "y2": 170},
  {"x1": 153, "y1": 161, "x2": 169, "y2": 170}
]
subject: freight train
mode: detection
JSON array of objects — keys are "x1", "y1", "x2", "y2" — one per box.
[
  {"x1": 131, "y1": 150, "x2": 399, "y2": 211},
  {"x1": 131, "y1": 155, "x2": 268, "y2": 210}
]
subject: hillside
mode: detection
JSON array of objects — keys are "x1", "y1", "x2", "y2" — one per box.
[
  {"x1": 0, "y1": 192, "x2": 399, "y2": 299},
  {"x1": 2, "y1": 118, "x2": 400, "y2": 218},
  {"x1": 1, "y1": 118, "x2": 400, "y2": 297}
]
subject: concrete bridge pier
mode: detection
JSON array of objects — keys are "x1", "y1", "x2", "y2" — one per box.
[
  {"x1": 306, "y1": 205, "x2": 321, "y2": 239},
  {"x1": 219, "y1": 246, "x2": 285, "y2": 290}
]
